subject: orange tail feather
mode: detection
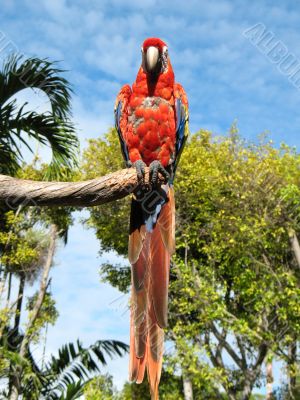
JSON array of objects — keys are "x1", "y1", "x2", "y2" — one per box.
[{"x1": 128, "y1": 187, "x2": 175, "y2": 400}]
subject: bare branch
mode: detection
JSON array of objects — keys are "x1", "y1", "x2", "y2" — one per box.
[
  {"x1": 0, "y1": 168, "x2": 163, "y2": 208},
  {"x1": 215, "y1": 328, "x2": 227, "y2": 363},
  {"x1": 235, "y1": 334, "x2": 247, "y2": 370},
  {"x1": 253, "y1": 343, "x2": 268, "y2": 371},
  {"x1": 211, "y1": 322, "x2": 244, "y2": 370},
  {"x1": 203, "y1": 332, "x2": 223, "y2": 369}
]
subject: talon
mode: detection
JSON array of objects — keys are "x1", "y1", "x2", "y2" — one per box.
[
  {"x1": 149, "y1": 160, "x2": 169, "y2": 185},
  {"x1": 133, "y1": 159, "x2": 146, "y2": 183}
]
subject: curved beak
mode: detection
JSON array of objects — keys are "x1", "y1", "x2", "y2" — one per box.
[{"x1": 145, "y1": 46, "x2": 159, "y2": 73}]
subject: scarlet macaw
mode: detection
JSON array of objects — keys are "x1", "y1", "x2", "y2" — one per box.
[{"x1": 115, "y1": 37, "x2": 189, "y2": 399}]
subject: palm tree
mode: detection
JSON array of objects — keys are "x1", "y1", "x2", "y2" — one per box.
[
  {"x1": 0, "y1": 54, "x2": 82, "y2": 399},
  {"x1": 0, "y1": 53, "x2": 79, "y2": 268},
  {"x1": 0, "y1": 54, "x2": 79, "y2": 177},
  {"x1": 0, "y1": 329, "x2": 128, "y2": 399},
  {"x1": 40, "y1": 339, "x2": 128, "y2": 400}
]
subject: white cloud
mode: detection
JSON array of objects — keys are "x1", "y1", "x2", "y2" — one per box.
[
  {"x1": 84, "y1": 35, "x2": 139, "y2": 80},
  {"x1": 41, "y1": 0, "x2": 69, "y2": 20},
  {"x1": 109, "y1": 0, "x2": 157, "y2": 10},
  {"x1": 72, "y1": 96, "x2": 114, "y2": 143}
]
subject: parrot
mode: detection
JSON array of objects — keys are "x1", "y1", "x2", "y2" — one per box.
[{"x1": 114, "y1": 37, "x2": 189, "y2": 400}]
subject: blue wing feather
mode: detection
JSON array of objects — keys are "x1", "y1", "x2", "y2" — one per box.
[
  {"x1": 173, "y1": 97, "x2": 188, "y2": 177},
  {"x1": 175, "y1": 98, "x2": 186, "y2": 155},
  {"x1": 115, "y1": 100, "x2": 130, "y2": 164}
]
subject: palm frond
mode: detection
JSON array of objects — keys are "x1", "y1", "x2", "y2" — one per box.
[
  {"x1": 0, "y1": 54, "x2": 72, "y2": 118},
  {"x1": 0, "y1": 143, "x2": 19, "y2": 174},
  {"x1": 45, "y1": 339, "x2": 128, "y2": 378},
  {"x1": 0, "y1": 103, "x2": 79, "y2": 177},
  {"x1": 11, "y1": 111, "x2": 78, "y2": 172},
  {"x1": 41, "y1": 339, "x2": 128, "y2": 397},
  {"x1": 0, "y1": 54, "x2": 79, "y2": 176},
  {"x1": 1, "y1": 326, "x2": 128, "y2": 399},
  {"x1": 58, "y1": 380, "x2": 88, "y2": 400}
]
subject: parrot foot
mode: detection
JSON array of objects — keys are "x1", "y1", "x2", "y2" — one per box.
[
  {"x1": 149, "y1": 160, "x2": 169, "y2": 185},
  {"x1": 129, "y1": 160, "x2": 147, "y2": 183}
]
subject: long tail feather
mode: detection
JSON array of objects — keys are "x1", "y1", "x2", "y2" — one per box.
[
  {"x1": 158, "y1": 186, "x2": 175, "y2": 255},
  {"x1": 129, "y1": 302, "x2": 148, "y2": 381},
  {"x1": 131, "y1": 234, "x2": 150, "y2": 360},
  {"x1": 150, "y1": 223, "x2": 170, "y2": 328},
  {"x1": 129, "y1": 186, "x2": 175, "y2": 400}
]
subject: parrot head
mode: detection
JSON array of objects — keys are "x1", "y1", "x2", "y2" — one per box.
[{"x1": 141, "y1": 37, "x2": 169, "y2": 76}]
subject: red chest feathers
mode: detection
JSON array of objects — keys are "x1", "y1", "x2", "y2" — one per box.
[{"x1": 124, "y1": 96, "x2": 176, "y2": 167}]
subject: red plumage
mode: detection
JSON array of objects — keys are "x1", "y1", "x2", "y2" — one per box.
[
  {"x1": 117, "y1": 51, "x2": 176, "y2": 167},
  {"x1": 143, "y1": 37, "x2": 167, "y2": 51},
  {"x1": 115, "y1": 37, "x2": 188, "y2": 400}
]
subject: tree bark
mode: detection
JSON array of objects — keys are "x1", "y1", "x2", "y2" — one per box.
[
  {"x1": 240, "y1": 380, "x2": 252, "y2": 400},
  {"x1": 288, "y1": 230, "x2": 300, "y2": 398},
  {"x1": 182, "y1": 374, "x2": 194, "y2": 400},
  {"x1": 9, "y1": 225, "x2": 57, "y2": 400},
  {"x1": 288, "y1": 340, "x2": 297, "y2": 398},
  {"x1": 13, "y1": 274, "x2": 25, "y2": 331},
  {"x1": 202, "y1": 327, "x2": 267, "y2": 400},
  {"x1": 8, "y1": 274, "x2": 25, "y2": 397},
  {"x1": 0, "y1": 168, "x2": 164, "y2": 208},
  {"x1": 289, "y1": 229, "x2": 300, "y2": 270},
  {"x1": 266, "y1": 360, "x2": 273, "y2": 400}
]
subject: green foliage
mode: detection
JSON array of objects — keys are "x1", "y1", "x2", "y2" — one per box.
[
  {"x1": 84, "y1": 369, "x2": 184, "y2": 400},
  {"x1": 84, "y1": 374, "x2": 115, "y2": 400},
  {"x1": 170, "y1": 129, "x2": 300, "y2": 395},
  {"x1": 0, "y1": 210, "x2": 51, "y2": 279},
  {"x1": 117, "y1": 369, "x2": 184, "y2": 400},
  {"x1": 100, "y1": 263, "x2": 131, "y2": 293},
  {"x1": 57, "y1": 380, "x2": 87, "y2": 400},
  {"x1": 26, "y1": 292, "x2": 59, "y2": 342},
  {"x1": 118, "y1": 380, "x2": 152, "y2": 400},
  {"x1": 84, "y1": 368, "x2": 226, "y2": 399},
  {"x1": 165, "y1": 340, "x2": 228, "y2": 398},
  {"x1": 172, "y1": 129, "x2": 300, "y2": 338}
]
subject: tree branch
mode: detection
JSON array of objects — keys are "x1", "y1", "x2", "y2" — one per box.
[
  {"x1": 0, "y1": 168, "x2": 162, "y2": 208},
  {"x1": 253, "y1": 343, "x2": 268, "y2": 371},
  {"x1": 289, "y1": 228, "x2": 300, "y2": 270},
  {"x1": 210, "y1": 322, "x2": 244, "y2": 370},
  {"x1": 203, "y1": 332, "x2": 223, "y2": 369},
  {"x1": 235, "y1": 333, "x2": 248, "y2": 370}
]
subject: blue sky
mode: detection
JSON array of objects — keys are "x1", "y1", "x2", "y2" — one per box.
[{"x1": 1, "y1": 0, "x2": 299, "y2": 393}]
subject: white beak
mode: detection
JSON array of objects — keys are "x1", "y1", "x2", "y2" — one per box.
[{"x1": 146, "y1": 46, "x2": 159, "y2": 72}]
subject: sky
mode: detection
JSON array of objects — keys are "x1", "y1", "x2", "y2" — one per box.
[{"x1": 1, "y1": 0, "x2": 299, "y2": 393}]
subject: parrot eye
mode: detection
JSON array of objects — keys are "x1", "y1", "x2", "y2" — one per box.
[{"x1": 161, "y1": 46, "x2": 168, "y2": 72}]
